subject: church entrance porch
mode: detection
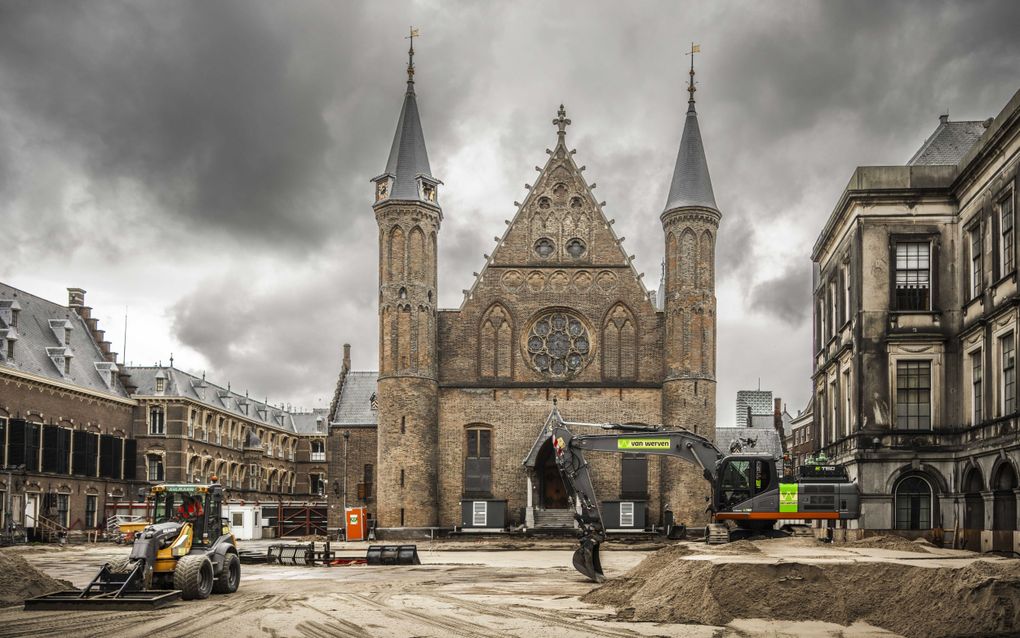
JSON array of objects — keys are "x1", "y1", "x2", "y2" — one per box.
[{"x1": 523, "y1": 433, "x2": 576, "y2": 530}]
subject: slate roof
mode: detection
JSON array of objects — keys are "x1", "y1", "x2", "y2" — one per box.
[
  {"x1": 332, "y1": 371, "x2": 378, "y2": 426},
  {"x1": 127, "y1": 365, "x2": 320, "y2": 436},
  {"x1": 715, "y1": 427, "x2": 783, "y2": 459},
  {"x1": 664, "y1": 101, "x2": 718, "y2": 213},
  {"x1": 907, "y1": 116, "x2": 987, "y2": 166},
  {"x1": 379, "y1": 79, "x2": 436, "y2": 201},
  {"x1": 291, "y1": 409, "x2": 329, "y2": 434},
  {"x1": 0, "y1": 282, "x2": 129, "y2": 398}
]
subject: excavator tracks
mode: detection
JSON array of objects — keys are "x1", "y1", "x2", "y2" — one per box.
[{"x1": 706, "y1": 523, "x2": 730, "y2": 545}]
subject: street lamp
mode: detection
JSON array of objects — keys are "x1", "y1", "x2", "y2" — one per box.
[{"x1": 342, "y1": 431, "x2": 350, "y2": 513}]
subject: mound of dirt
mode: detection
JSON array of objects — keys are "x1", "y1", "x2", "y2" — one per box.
[
  {"x1": 704, "y1": 540, "x2": 762, "y2": 554},
  {"x1": 0, "y1": 551, "x2": 72, "y2": 607},
  {"x1": 845, "y1": 535, "x2": 933, "y2": 553},
  {"x1": 583, "y1": 546, "x2": 1020, "y2": 637}
]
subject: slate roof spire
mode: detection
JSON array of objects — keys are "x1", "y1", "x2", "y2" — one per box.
[
  {"x1": 663, "y1": 43, "x2": 718, "y2": 213},
  {"x1": 373, "y1": 27, "x2": 441, "y2": 206}
]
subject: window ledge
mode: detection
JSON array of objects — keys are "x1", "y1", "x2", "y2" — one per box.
[
  {"x1": 890, "y1": 310, "x2": 939, "y2": 316},
  {"x1": 992, "y1": 271, "x2": 1016, "y2": 288}
]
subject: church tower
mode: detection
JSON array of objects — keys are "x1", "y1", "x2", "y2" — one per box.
[
  {"x1": 660, "y1": 48, "x2": 720, "y2": 526},
  {"x1": 371, "y1": 32, "x2": 441, "y2": 529}
]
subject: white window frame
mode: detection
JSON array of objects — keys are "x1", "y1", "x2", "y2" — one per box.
[
  {"x1": 619, "y1": 501, "x2": 635, "y2": 527},
  {"x1": 965, "y1": 341, "x2": 983, "y2": 426},
  {"x1": 888, "y1": 344, "x2": 941, "y2": 431},
  {"x1": 472, "y1": 501, "x2": 487, "y2": 527},
  {"x1": 148, "y1": 407, "x2": 165, "y2": 435}
]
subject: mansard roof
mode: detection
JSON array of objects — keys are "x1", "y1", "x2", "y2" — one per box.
[
  {"x1": 0, "y1": 282, "x2": 129, "y2": 398},
  {"x1": 128, "y1": 365, "x2": 319, "y2": 436},
  {"x1": 663, "y1": 101, "x2": 718, "y2": 213},
  {"x1": 907, "y1": 116, "x2": 988, "y2": 166}
]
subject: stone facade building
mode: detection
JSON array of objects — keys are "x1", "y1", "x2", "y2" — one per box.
[
  {"x1": 811, "y1": 88, "x2": 1020, "y2": 551},
  {"x1": 329, "y1": 48, "x2": 722, "y2": 534}
]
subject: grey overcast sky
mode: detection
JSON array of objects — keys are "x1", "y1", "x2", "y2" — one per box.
[{"x1": 2, "y1": 1, "x2": 1018, "y2": 422}]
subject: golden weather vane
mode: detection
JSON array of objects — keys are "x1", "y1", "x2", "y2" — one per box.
[
  {"x1": 406, "y1": 27, "x2": 420, "y2": 82},
  {"x1": 685, "y1": 42, "x2": 700, "y2": 104}
]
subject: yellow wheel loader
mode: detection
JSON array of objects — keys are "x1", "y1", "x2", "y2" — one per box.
[{"x1": 25, "y1": 482, "x2": 239, "y2": 610}]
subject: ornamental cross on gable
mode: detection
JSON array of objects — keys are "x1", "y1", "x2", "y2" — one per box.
[{"x1": 553, "y1": 104, "x2": 571, "y2": 138}]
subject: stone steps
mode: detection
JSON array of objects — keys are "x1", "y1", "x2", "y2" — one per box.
[{"x1": 533, "y1": 509, "x2": 576, "y2": 528}]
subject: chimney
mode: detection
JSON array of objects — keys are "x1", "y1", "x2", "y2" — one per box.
[
  {"x1": 343, "y1": 343, "x2": 351, "y2": 372},
  {"x1": 67, "y1": 288, "x2": 86, "y2": 308},
  {"x1": 774, "y1": 398, "x2": 782, "y2": 416}
]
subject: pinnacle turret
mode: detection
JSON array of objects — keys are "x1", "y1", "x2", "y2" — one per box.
[
  {"x1": 372, "y1": 28, "x2": 441, "y2": 207},
  {"x1": 663, "y1": 44, "x2": 717, "y2": 214}
]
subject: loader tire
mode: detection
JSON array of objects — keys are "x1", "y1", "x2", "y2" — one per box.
[
  {"x1": 212, "y1": 552, "x2": 240, "y2": 594},
  {"x1": 174, "y1": 554, "x2": 214, "y2": 600},
  {"x1": 107, "y1": 556, "x2": 134, "y2": 574}
]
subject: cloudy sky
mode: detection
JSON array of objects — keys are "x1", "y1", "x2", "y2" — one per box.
[{"x1": 2, "y1": 1, "x2": 1018, "y2": 423}]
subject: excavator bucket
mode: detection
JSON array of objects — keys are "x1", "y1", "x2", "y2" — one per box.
[
  {"x1": 366, "y1": 544, "x2": 421, "y2": 565},
  {"x1": 572, "y1": 537, "x2": 604, "y2": 583}
]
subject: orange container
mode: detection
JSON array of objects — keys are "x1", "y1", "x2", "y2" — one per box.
[{"x1": 345, "y1": 507, "x2": 367, "y2": 541}]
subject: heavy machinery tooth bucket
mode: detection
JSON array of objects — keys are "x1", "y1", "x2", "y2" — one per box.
[
  {"x1": 24, "y1": 562, "x2": 180, "y2": 611},
  {"x1": 365, "y1": 544, "x2": 421, "y2": 565},
  {"x1": 572, "y1": 537, "x2": 604, "y2": 583}
]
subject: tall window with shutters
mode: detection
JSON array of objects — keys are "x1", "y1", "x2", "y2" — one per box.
[
  {"x1": 1001, "y1": 191, "x2": 1015, "y2": 275},
  {"x1": 972, "y1": 350, "x2": 983, "y2": 424},
  {"x1": 894, "y1": 241, "x2": 931, "y2": 311},
  {"x1": 970, "y1": 226, "x2": 983, "y2": 299},
  {"x1": 464, "y1": 426, "x2": 492, "y2": 496},
  {"x1": 1002, "y1": 333, "x2": 1016, "y2": 415}
]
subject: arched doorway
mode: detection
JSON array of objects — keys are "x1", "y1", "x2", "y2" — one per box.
[
  {"x1": 963, "y1": 467, "x2": 985, "y2": 551},
  {"x1": 895, "y1": 476, "x2": 932, "y2": 530},
  {"x1": 534, "y1": 439, "x2": 569, "y2": 509},
  {"x1": 993, "y1": 464, "x2": 1018, "y2": 533}
]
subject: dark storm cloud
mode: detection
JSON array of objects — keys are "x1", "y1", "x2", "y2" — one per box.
[
  {"x1": 2, "y1": 0, "x2": 1019, "y2": 411},
  {"x1": 748, "y1": 264, "x2": 813, "y2": 327}
]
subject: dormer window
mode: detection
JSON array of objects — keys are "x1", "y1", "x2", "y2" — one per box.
[
  {"x1": 64, "y1": 327, "x2": 71, "y2": 345},
  {"x1": 10, "y1": 308, "x2": 18, "y2": 328},
  {"x1": 6, "y1": 338, "x2": 13, "y2": 361},
  {"x1": 375, "y1": 177, "x2": 392, "y2": 202},
  {"x1": 155, "y1": 377, "x2": 165, "y2": 393}
]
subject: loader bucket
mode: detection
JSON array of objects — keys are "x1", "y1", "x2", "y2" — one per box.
[
  {"x1": 24, "y1": 589, "x2": 181, "y2": 611},
  {"x1": 366, "y1": 544, "x2": 421, "y2": 566},
  {"x1": 572, "y1": 536, "x2": 605, "y2": 583}
]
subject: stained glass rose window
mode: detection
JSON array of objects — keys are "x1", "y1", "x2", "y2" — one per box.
[{"x1": 526, "y1": 310, "x2": 592, "y2": 378}]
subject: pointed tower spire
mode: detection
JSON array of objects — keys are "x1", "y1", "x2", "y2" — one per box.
[
  {"x1": 372, "y1": 27, "x2": 441, "y2": 207},
  {"x1": 663, "y1": 43, "x2": 716, "y2": 213}
]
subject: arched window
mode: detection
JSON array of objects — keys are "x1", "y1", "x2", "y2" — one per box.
[
  {"x1": 479, "y1": 304, "x2": 512, "y2": 379},
  {"x1": 464, "y1": 426, "x2": 492, "y2": 497},
  {"x1": 894, "y1": 475, "x2": 932, "y2": 530},
  {"x1": 603, "y1": 304, "x2": 637, "y2": 380},
  {"x1": 993, "y1": 464, "x2": 1018, "y2": 532},
  {"x1": 388, "y1": 226, "x2": 405, "y2": 282}
]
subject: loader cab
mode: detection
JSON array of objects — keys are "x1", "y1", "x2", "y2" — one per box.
[
  {"x1": 714, "y1": 455, "x2": 779, "y2": 512},
  {"x1": 150, "y1": 484, "x2": 225, "y2": 547}
]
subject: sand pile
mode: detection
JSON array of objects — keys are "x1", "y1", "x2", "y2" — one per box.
[
  {"x1": 583, "y1": 547, "x2": 1020, "y2": 637},
  {"x1": 0, "y1": 551, "x2": 71, "y2": 607},
  {"x1": 845, "y1": 534, "x2": 933, "y2": 553},
  {"x1": 703, "y1": 540, "x2": 762, "y2": 554}
]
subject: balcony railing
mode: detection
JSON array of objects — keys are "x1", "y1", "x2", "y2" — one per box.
[{"x1": 821, "y1": 414, "x2": 1020, "y2": 460}]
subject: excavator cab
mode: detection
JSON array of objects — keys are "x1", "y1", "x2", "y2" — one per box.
[{"x1": 714, "y1": 456, "x2": 779, "y2": 514}]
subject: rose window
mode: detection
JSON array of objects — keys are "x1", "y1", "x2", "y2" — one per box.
[
  {"x1": 566, "y1": 238, "x2": 586, "y2": 258},
  {"x1": 526, "y1": 310, "x2": 592, "y2": 377}
]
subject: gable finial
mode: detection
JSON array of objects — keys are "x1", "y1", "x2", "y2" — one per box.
[
  {"x1": 406, "y1": 26, "x2": 420, "y2": 85},
  {"x1": 553, "y1": 104, "x2": 571, "y2": 140},
  {"x1": 686, "y1": 42, "x2": 700, "y2": 111}
]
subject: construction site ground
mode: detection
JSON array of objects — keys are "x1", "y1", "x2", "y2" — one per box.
[{"x1": 0, "y1": 536, "x2": 1013, "y2": 637}]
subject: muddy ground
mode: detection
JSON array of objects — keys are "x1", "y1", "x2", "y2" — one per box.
[{"x1": 0, "y1": 537, "x2": 1007, "y2": 637}]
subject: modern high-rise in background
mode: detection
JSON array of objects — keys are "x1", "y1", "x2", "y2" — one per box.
[{"x1": 735, "y1": 389, "x2": 773, "y2": 426}]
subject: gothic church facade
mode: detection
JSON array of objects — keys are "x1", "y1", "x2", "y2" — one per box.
[{"x1": 329, "y1": 49, "x2": 722, "y2": 534}]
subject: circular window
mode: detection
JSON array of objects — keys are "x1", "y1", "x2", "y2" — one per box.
[
  {"x1": 534, "y1": 238, "x2": 555, "y2": 259},
  {"x1": 566, "y1": 238, "x2": 586, "y2": 258},
  {"x1": 538, "y1": 197, "x2": 551, "y2": 209},
  {"x1": 525, "y1": 310, "x2": 593, "y2": 378},
  {"x1": 570, "y1": 196, "x2": 583, "y2": 208}
]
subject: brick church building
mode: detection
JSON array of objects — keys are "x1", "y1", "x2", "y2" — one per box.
[{"x1": 328, "y1": 44, "x2": 722, "y2": 535}]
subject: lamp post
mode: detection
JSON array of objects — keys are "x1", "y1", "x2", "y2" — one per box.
[{"x1": 342, "y1": 431, "x2": 350, "y2": 513}]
